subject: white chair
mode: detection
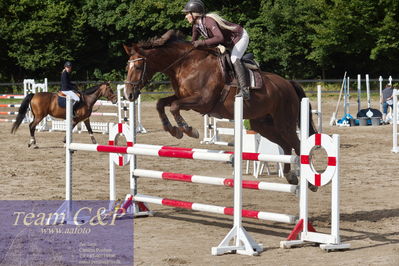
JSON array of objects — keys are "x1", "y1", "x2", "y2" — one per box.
[{"x1": 255, "y1": 137, "x2": 284, "y2": 178}]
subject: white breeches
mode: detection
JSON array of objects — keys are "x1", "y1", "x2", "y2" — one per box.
[
  {"x1": 231, "y1": 29, "x2": 249, "y2": 64},
  {"x1": 62, "y1": 90, "x2": 80, "y2": 102}
]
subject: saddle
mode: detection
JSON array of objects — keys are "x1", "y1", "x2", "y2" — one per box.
[{"x1": 216, "y1": 49, "x2": 263, "y2": 103}]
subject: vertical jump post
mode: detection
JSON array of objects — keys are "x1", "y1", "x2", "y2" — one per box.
[{"x1": 212, "y1": 95, "x2": 263, "y2": 256}]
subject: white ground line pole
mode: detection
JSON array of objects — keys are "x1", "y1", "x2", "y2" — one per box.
[
  {"x1": 379, "y1": 76, "x2": 383, "y2": 113},
  {"x1": 392, "y1": 89, "x2": 398, "y2": 153},
  {"x1": 212, "y1": 95, "x2": 263, "y2": 256},
  {"x1": 357, "y1": 74, "x2": 361, "y2": 113}
]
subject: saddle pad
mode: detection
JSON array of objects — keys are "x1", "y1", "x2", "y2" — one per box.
[{"x1": 58, "y1": 95, "x2": 66, "y2": 109}]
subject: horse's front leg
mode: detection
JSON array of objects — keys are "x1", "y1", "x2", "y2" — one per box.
[
  {"x1": 83, "y1": 119, "x2": 97, "y2": 144},
  {"x1": 156, "y1": 96, "x2": 183, "y2": 139},
  {"x1": 170, "y1": 95, "x2": 204, "y2": 139}
]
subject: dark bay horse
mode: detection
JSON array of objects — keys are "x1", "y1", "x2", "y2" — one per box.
[
  {"x1": 123, "y1": 30, "x2": 317, "y2": 188},
  {"x1": 11, "y1": 82, "x2": 117, "y2": 148}
]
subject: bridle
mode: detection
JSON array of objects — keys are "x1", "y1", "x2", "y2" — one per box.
[
  {"x1": 124, "y1": 58, "x2": 147, "y2": 87},
  {"x1": 124, "y1": 47, "x2": 195, "y2": 91}
]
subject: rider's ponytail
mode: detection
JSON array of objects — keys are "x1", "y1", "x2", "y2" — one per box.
[{"x1": 205, "y1": 12, "x2": 238, "y2": 32}]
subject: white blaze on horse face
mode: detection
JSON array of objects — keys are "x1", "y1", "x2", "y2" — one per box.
[{"x1": 129, "y1": 61, "x2": 135, "y2": 70}]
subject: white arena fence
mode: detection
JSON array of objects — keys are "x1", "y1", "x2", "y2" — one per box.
[
  {"x1": 49, "y1": 95, "x2": 349, "y2": 256},
  {"x1": 0, "y1": 79, "x2": 48, "y2": 129}
]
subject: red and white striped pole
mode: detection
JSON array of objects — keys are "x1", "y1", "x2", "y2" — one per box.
[{"x1": 133, "y1": 169, "x2": 297, "y2": 193}]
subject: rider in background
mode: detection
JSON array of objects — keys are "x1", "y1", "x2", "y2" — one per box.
[
  {"x1": 183, "y1": 0, "x2": 251, "y2": 100},
  {"x1": 61, "y1": 61, "x2": 80, "y2": 116}
]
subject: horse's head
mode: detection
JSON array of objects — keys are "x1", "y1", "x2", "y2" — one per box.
[
  {"x1": 123, "y1": 30, "x2": 187, "y2": 101},
  {"x1": 99, "y1": 82, "x2": 118, "y2": 104},
  {"x1": 123, "y1": 44, "x2": 152, "y2": 102}
]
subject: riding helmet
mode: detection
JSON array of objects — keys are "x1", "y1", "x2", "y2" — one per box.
[
  {"x1": 182, "y1": 0, "x2": 205, "y2": 14},
  {"x1": 64, "y1": 61, "x2": 72, "y2": 67}
]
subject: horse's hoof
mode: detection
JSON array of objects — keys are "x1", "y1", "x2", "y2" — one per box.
[
  {"x1": 33, "y1": 145, "x2": 39, "y2": 149},
  {"x1": 172, "y1": 127, "x2": 183, "y2": 139},
  {"x1": 308, "y1": 184, "x2": 318, "y2": 192},
  {"x1": 185, "y1": 127, "x2": 199, "y2": 139},
  {"x1": 285, "y1": 171, "x2": 299, "y2": 185},
  {"x1": 91, "y1": 137, "x2": 97, "y2": 144}
]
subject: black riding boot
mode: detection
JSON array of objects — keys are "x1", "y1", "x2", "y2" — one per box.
[{"x1": 233, "y1": 60, "x2": 250, "y2": 100}]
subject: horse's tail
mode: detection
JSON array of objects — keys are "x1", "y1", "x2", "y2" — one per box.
[
  {"x1": 289, "y1": 80, "x2": 317, "y2": 135},
  {"x1": 11, "y1": 93, "x2": 34, "y2": 134}
]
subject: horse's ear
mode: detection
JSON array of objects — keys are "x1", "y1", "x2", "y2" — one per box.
[{"x1": 123, "y1": 44, "x2": 133, "y2": 55}]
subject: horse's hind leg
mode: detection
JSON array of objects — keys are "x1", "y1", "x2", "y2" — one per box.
[
  {"x1": 28, "y1": 117, "x2": 43, "y2": 149},
  {"x1": 156, "y1": 96, "x2": 183, "y2": 139}
]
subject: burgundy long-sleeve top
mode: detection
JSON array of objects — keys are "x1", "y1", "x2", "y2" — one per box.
[{"x1": 191, "y1": 16, "x2": 243, "y2": 49}]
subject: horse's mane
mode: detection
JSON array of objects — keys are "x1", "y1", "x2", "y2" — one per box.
[
  {"x1": 138, "y1": 30, "x2": 188, "y2": 49},
  {"x1": 82, "y1": 82, "x2": 108, "y2": 95}
]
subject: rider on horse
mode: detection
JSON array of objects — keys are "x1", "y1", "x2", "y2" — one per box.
[
  {"x1": 61, "y1": 61, "x2": 80, "y2": 116},
  {"x1": 183, "y1": 0, "x2": 251, "y2": 100}
]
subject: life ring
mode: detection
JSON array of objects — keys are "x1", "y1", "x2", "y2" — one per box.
[
  {"x1": 108, "y1": 123, "x2": 133, "y2": 166},
  {"x1": 300, "y1": 133, "x2": 337, "y2": 187}
]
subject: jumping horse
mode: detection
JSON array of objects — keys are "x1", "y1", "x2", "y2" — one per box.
[
  {"x1": 123, "y1": 30, "x2": 317, "y2": 190},
  {"x1": 11, "y1": 82, "x2": 117, "y2": 148}
]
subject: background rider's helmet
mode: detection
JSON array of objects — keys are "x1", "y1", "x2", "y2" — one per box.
[
  {"x1": 64, "y1": 61, "x2": 72, "y2": 67},
  {"x1": 182, "y1": 0, "x2": 205, "y2": 14}
]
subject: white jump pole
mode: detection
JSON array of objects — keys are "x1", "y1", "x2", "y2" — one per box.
[
  {"x1": 366, "y1": 74, "x2": 371, "y2": 109},
  {"x1": 379, "y1": 76, "x2": 383, "y2": 113},
  {"x1": 317, "y1": 85, "x2": 322, "y2": 132},
  {"x1": 212, "y1": 95, "x2": 263, "y2": 256},
  {"x1": 357, "y1": 74, "x2": 361, "y2": 113},
  {"x1": 66, "y1": 96, "x2": 73, "y2": 221},
  {"x1": 392, "y1": 89, "x2": 398, "y2": 153}
]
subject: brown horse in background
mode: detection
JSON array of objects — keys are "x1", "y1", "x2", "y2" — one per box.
[
  {"x1": 123, "y1": 30, "x2": 317, "y2": 189},
  {"x1": 11, "y1": 82, "x2": 117, "y2": 148}
]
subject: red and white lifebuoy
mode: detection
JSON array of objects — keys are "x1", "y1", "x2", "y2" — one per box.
[
  {"x1": 108, "y1": 123, "x2": 133, "y2": 166},
  {"x1": 300, "y1": 133, "x2": 337, "y2": 187}
]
